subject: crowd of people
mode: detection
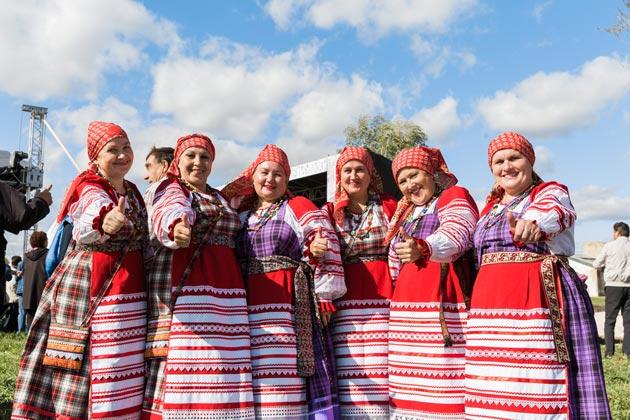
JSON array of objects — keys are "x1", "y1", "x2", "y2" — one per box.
[{"x1": 5, "y1": 121, "x2": 611, "y2": 419}]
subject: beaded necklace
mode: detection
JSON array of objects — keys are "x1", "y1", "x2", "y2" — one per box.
[
  {"x1": 345, "y1": 194, "x2": 377, "y2": 240},
  {"x1": 246, "y1": 195, "x2": 288, "y2": 232},
  {"x1": 484, "y1": 184, "x2": 535, "y2": 229},
  {"x1": 403, "y1": 195, "x2": 438, "y2": 236},
  {"x1": 178, "y1": 179, "x2": 226, "y2": 233}
]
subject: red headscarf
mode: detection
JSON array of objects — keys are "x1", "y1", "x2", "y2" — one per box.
[
  {"x1": 86, "y1": 121, "x2": 128, "y2": 162},
  {"x1": 385, "y1": 146, "x2": 457, "y2": 244},
  {"x1": 487, "y1": 131, "x2": 535, "y2": 166},
  {"x1": 332, "y1": 146, "x2": 384, "y2": 225},
  {"x1": 57, "y1": 121, "x2": 129, "y2": 223},
  {"x1": 166, "y1": 134, "x2": 216, "y2": 179},
  {"x1": 485, "y1": 131, "x2": 540, "y2": 204},
  {"x1": 221, "y1": 144, "x2": 291, "y2": 212}
]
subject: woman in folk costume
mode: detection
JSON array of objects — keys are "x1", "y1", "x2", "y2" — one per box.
[
  {"x1": 222, "y1": 144, "x2": 345, "y2": 419},
  {"x1": 321, "y1": 146, "x2": 397, "y2": 419},
  {"x1": 386, "y1": 146, "x2": 479, "y2": 419},
  {"x1": 464, "y1": 132, "x2": 611, "y2": 419},
  {"x1": 12, "y1": 122, "x2": 149, "y2": 419},
  {"x1": 142, "y1": 134, "x2": 255, "y2": 419}
]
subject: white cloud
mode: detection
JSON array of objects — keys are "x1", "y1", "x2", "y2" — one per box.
[
  {"x1": 150, "y1": 37, "x2": 325, "y2": 141},
  {"x1": 410, "y1": 35, "x2": 436, "y2": 57},
  {"x1": 0, "y1": 0, "x2": 179, "y2": 100},
  {"x1": 309, "y1": 0, "x2": 477, "y2": 37},
  {"x1": 265, "y1": 0, "x2": 478, "y2": 39},
  {"x1": 624, "y1": 110, "x2": 630, "y2": 123},
  {"x1": 411, "y1": 96, "x2": 461, "y2": 143},
  {"x1": 532, "y1": 1, "x2": 554, "y2": 23},
  {"x1": 264, "y1": 0, "x2": 312, "y2": 30},
  {"x1": 287, "y1": 75, "x2": 383, "y2": 142},
  {"x1": 572, "y1": 185, "x2": 630, "y2": 222},
  {"x1": 46, "y1": 98, "x2": 283, "y2": 190},
  {"x1": 278, "y1": 75, "x2": 384, "y2": 164},
  {"x1": 477, "y1": 55, "x2": 630, "y2": 137},
  {"x1": 412, "y1": 44, "x2": 477, "y2": 77},
  {"x1": 533, "y1": 145, "x2": 553, "y2": 175}
]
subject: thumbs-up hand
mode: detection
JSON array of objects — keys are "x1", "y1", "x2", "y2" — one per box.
[
  {"x1": 507, "y1": 211, "x2": 542, "y2": 243},
  {"x1": 174, "y1": 213, "x2": 192, "y2": 248},
  {"x1": 36, "y1": 184, "x2": 53, "y2": 206},
  {"x1": 309, "y1": 227, "x2": 329, "y2": 259},
  {"x1": 394, "y1": 227, "x2": 422, "y2": 263},
  {"x1": 102, "y1": 196, "x2": 128, "y2": 235}
]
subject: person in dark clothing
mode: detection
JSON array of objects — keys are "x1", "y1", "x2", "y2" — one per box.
[
  {"x1": 0, "y1": 183, "x2": 52, "y2": 279},
  {"x1": 22, "y1": 231, "x2": 48, "y2": 330}
]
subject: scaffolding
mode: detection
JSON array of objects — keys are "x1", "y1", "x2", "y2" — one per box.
[{"x1": 21, "y1": 105, "x2": 48, "y2": 253}]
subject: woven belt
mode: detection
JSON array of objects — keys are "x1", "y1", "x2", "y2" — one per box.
[
  {"x1": 193, "y1": 234, "x2": 234, "y2": 248},
  {"x1": 76, "y1": 241, "x2": 141, "y2": 252},
  {"x1": 343, "y1": 254, "x2": 387, "y2": 265},
  {"x1": 246, "y1": 255, "x2": 318, "y2": 378},
  {"x1": 481, "y1": 251, "x2": 570, "y2": 364}
]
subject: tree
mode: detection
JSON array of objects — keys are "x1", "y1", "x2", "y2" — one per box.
[{"x1": 344, "y1": 115, "x2": 427, "y2": 160}]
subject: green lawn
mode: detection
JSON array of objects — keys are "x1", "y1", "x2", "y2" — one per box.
[
  {"x1": 0, "y1": 334, "x2": 629, "y2": 418},
  {"x1": 0, "y1": 333, "x2": 26, "y2": 418},
  {"x1": 592, "y1": 295, "x2": 606, "y2": 312}
]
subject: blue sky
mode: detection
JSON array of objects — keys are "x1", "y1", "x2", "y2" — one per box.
[{"x1": 1, "y1": 0, "x2": 629, "y2": 256}]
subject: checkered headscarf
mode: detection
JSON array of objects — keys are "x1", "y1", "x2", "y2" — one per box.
[
  {"x1": 333, "y1": 146, "x2": 383, "y2": 226},
  {"x1": 87, "y1": 121, "x2": 128, "y2": 162},
  {"x1": 487, "y1": 131, "x2": 535, "y2": 167},
  {"x1": 166, "y1": 134, "x2": 216, "y2": 178},
  {"x1": 385, "y1": 146, "x2": 457, "y2": 244},
  {"x1": 221, "y1": 144, "x2": 291, "y2": 211},
  {"x1": 391, "y1": 146, "x2": 457, "y2": 190}
]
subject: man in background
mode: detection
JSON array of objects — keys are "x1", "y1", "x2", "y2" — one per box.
[
  {"x1": 594, "y1": 221, "x2": 630, "y2": 358},
  {"x1": 143, "y1": 146, "x2": 174, "y2": 232}
]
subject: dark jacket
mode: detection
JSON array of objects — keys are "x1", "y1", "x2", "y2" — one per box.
[
  {"x1": 22, "y1": 247, "x2": 48, "y2": 312},
  {"x1": 0, "y1": 183, "x2": 50, "y2": 277}
]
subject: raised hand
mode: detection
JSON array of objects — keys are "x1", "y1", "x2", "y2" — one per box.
[
  {"x1": 309, "y1": 227, "x2": 329, "y2": 259},
  {"x1": 36, "y1": 184, "x2": 53, "y2": 206},
  {"x1": 174, "y1": 213, "x2": 192, "y2": 248},
  {"x1": 507, "y1": 211, "x2": 542, "y2": 243},
  {"x1": 102, "y1": 196, "x2": 127, "y2": 235},
  {"x1": 394, "y1": 227, "x2": 422, "y2": 263}
]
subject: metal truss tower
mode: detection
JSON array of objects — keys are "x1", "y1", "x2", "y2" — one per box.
[{"x1": 21, "y1": 104, "x2": 48, "y2": 253}]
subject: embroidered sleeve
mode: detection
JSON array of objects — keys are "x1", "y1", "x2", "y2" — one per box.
[
  {"x1": 152, "y1": 180, "x2": 196, "y2": 249},
  {"x1": 388, "y1": 235, "x2": 402, "y2": 286},
  {"x1": 426, "y1": 187, "x2": 479, "y2": 263},
  {"x1": 286, "y1": 198, "x2": 346, "y2": 302},
  {"x1": 69, "y1": 184, "x2": 129, "y2": 245},
  {"x1": 521, "y1": 183, "x2": 576, "y2": 237}
]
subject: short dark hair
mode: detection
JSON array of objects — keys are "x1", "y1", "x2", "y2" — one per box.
[
  {"x1": 614, "y1": 222, "x2": 629, "y2": 237},
  {"x1": 11, "y1": 255, "x2": 21, "y2": 266},
  {"x1": 146, "y1": 146, "x2": 174, "y2": 165},
  {"x1": 29, "y1": 231, "x2": 47, "y2": 248}
]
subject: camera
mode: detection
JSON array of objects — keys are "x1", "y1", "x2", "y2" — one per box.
[{"x1": 0, "y1": 150, "x2": 41, "y2": 193}]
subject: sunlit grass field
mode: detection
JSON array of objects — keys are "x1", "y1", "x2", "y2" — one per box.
[{"x1": 0, "y1": 331, "x2": 629, "y2": 418}]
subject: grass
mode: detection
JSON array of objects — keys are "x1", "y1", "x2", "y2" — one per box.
[
  {"x1": 592, "y1": 295, "x2": 606, "y2": 312},
  {"x1": 0, "y1": 335, "x2": 628, "y2": 418},
  {"x1": 604, "y1": 344, "x2": 630, "y2": 419},
  {"x1": 0, "y1": 333, "x2": 26, "y2": 418}
]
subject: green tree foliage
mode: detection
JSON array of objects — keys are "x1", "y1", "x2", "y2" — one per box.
[{"x1": 344, "y1": 115, "x2": 427, "y2": 160}]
